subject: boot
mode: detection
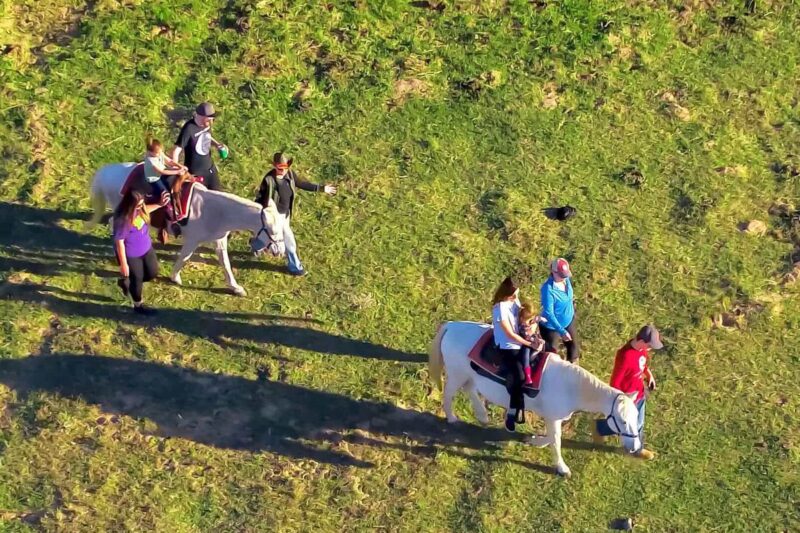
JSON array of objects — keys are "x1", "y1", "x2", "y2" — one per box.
[
  {"x1": 591, "y1": 422, "x2": 606, "y2": 445},
  {"x1": 504, "y1": 413, "x2": 516, "y2": 432},
  {"x1": 524, "y1": 367, "x2": 533, "y2": 385}
]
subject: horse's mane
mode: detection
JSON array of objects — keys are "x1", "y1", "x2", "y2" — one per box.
[
  {"x1": 198, "y1": 186, "x2": 264, "y2": 211},
  {"x1": 552, "y1": 355, "x2": 615, "y2": 398}
]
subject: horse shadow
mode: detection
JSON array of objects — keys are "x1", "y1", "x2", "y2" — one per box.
[
  {"x1": 0, "y1": 353, "x2": 551, "y2": 469},
  {"x1": 0, "y1": 201, "x2": 300, "y2": 280},
  {"x1": 3, "y1": 282, "x2": 423, "y2": 363},
  {"x1": 0, "y1": 201, "x2": 117, "y2": 278}
]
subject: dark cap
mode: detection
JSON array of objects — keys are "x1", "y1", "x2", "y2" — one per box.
[
  {"x1": 195, "y1": 102, "x2": 216, "y2": 117},
  {"x1": 272, "y1": 152, "x2": 293, "y2": 168},
  {"x1": 636, "y1": 324, "x2": 663, "y2": 350}
]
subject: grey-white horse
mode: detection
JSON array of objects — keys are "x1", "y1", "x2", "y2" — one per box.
[{"x1": 86, "y1": 162, "x2": 285, "y2": 296}]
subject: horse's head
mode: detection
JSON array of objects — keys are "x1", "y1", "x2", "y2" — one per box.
[
  {"x1": 611, "y1": 392, "x2": 642, "y2": 454},
  {"x1": 250, "y1": 200, "x2": 285, "y2": 257}
]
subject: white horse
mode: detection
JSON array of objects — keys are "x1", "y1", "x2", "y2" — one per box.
[
  {"x1": 86, "y1": 162, "x2": 285, "y2": 296},
  {"x1": 428, "y1": 321, "x2": 642, "y2": 477}
]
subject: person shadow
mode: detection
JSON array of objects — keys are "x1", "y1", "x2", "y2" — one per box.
[{"x1": 3, "y1": 282, "x2": 422, "y2": 363}]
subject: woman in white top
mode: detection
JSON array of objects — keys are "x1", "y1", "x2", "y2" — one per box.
[{"x1": 491, "y1": 276, "x2": 537, "y2": 432}]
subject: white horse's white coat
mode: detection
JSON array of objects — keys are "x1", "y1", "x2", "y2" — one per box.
[
  {"x1": 429, "y1": 321, "x2": 642, "y2": 477},
  {"x1": 86, "y1": 162, "x2": 284, "y2": 296}
]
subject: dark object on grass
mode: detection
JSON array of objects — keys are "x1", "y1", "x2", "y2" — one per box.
[
  {"x1": 609, "y1": 517, "x2": 634, "y2": 530},
  {"x1": 543, "y1": 205, "x2": 577, "y2": 221}
]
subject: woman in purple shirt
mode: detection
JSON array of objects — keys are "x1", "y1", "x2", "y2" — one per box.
[{"x1": 113, "y1": 190, "x2": 161, "y2": 315}]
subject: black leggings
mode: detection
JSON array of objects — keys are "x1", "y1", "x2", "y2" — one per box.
[
  {"x1": 499, "y1": 347, "x2": 525, "y2": 411},
  {"x1": 540, "y1": 320, "x2": 580, "y2": 363},
  {"x1": 124, "y1": 248, "x2": 159, "y2": 303}
]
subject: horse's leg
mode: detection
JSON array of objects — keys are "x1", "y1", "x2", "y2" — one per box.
[
  {"x1": 171, "y1": 239, "x2": 200, "y2": 285},
  {"x1": 545, "y1": 418, "x2": 571, "y2": 477},
  {"x1": 214, "y1": 235, "x2": 245, "y2": 296},
  {"x1": 464, "y1": 380, "x2": 489, "y2": 426},
  {"x1": 443, "y1": 372, "x2": 467, "y2": 424}
]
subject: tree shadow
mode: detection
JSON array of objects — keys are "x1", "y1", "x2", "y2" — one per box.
[
  {"x1": 3, "y1": 282, "x2": 421, "y2": 363},
  {"x1": 0, "y1": 353, "x2": 545, "y2": 469}
]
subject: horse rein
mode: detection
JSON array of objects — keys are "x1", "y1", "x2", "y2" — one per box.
[
  {"x1": 604, "y1": 394, "x2": 639, "y2": 439},
  {"x1": 251, "y1": 209, "x2": 281, "y2": 254}
]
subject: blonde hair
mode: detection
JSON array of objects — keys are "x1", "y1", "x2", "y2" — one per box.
[{"x1": 519, "y1": 302, "x2": 536, "y2": 322}]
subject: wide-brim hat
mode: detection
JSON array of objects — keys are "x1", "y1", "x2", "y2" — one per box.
[{"x1": 272, "y1": 152, "x2": 293, "y2": 169}]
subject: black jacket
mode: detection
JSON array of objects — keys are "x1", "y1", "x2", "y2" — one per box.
[{"x1": 255, "y1": 169, "x2": 322, "y2": 217}]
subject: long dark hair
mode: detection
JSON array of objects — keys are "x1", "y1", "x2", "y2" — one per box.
[
  {"x1": 113, "y1": 190, "x2": 149, "y2": 229},
  {"x1": 492, "y1": 276, "x2": 518, "y2": 305}
]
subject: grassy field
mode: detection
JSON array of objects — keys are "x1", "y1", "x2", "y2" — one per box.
[{"x1": 1, "y1": 0, "x2": 799, "y2": 530}]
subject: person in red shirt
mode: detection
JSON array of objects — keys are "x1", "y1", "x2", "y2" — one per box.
[{"x1": 592, "y1": 324, "x2": 663, "y2": 460}]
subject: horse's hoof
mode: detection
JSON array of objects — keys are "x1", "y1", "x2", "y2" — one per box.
[
  {"x1": 232, "y1": 287, "x2": 247, "y2": 297},
  {"x1": 170, "y1": 276, "x2": 182, "y2": 286},
  {"x1": 446, "y1": 416, "x2": 459, "y2": 424},
  {"x1": 478, "y1": 418, "x2": 490, "y2": 427},
  {"x1": 556, "y1": 465, "x2": 572, "y2": 478}
]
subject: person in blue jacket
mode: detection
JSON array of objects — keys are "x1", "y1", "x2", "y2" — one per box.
[{"x1": 539, "y1": 258, "x2": 580, "y2": 363}]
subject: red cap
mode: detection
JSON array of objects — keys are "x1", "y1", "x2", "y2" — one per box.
[{"x1": 551, "y1": 258, "x2": 572, "y2": 278}]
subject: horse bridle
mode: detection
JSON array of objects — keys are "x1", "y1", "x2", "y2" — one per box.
[
  {"x1": 604, "y1": 394, "x2": 639, "y2": 439},
  {"x1": 251, "y1": 209, "x2": 281, "y2": 254}
]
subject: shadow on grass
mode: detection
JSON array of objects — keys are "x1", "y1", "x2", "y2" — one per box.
[
  {"x1": 0, "y1": 353, "x2": 550, "y2": 469},
  {"x1": 3, "y1": 282, "x2": 422, "y2": 363}
]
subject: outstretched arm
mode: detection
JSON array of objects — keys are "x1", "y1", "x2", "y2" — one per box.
[{"x1": 295, "y1": 175, "x2": 337, "y2": 195}]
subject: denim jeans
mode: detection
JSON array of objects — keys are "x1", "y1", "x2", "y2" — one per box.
[
  {"x1": 278, "y1": 214, "x2": 303, "y2": 273},
  {"x1": 596, "y1": 398, "x2": 646, "y2": 444}
]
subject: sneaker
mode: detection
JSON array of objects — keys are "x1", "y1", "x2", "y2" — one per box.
[
  {"x1": 133, "y1": 305, "x2": 157, "y2": 316},
  {"x1": 504, "y1": 414, "x2": 516, "y2": 433},
  {"x1": 288, "y1": 268, "x2": 308, "y2": 277}
]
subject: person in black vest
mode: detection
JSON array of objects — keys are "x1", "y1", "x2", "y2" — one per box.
[
  {"x1": 171, "y1": 102, "x2": 227, "y2": 191},
  {"x1": 255, "y1": 153, "x2": 337, "y2": 276}
]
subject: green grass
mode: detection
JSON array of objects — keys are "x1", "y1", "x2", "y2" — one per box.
[{"x1": 1, "y1": 0, "x2": 799, "y2": 530}]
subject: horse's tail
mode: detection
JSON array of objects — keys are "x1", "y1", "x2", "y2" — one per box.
[
  {"x1": 428, "y1": 322, "x2": 448, "y2": 391},
  {"x1": 84, "y1": 171, "x2": 106, "y2": 230}
]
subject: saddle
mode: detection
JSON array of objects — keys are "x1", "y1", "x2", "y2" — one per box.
[
  {"x1": 121, "y1": 165, "x2": 202, "y2": 236},
  {"x1": 119, "y1": 164, "x2": 204, "y2": 217},
  {"x1": 467, "y1": 328, "x2": 550, "y2": 398}
]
